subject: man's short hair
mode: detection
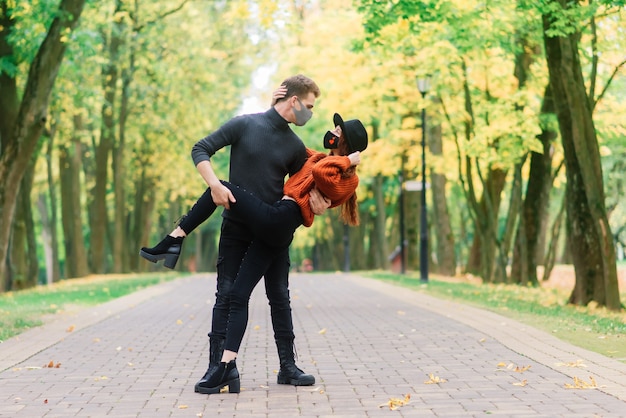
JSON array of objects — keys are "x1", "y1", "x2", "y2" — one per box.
[{"x1": 278, "y1": 74, "x2": 321, "y2": 102}]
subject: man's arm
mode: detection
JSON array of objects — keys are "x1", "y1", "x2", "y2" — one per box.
[
  {"x1": 309, "y1": 187, "x2": 331, "y2": 215},
  {"x1": 196, "y1": 160, "x2": 236, "y2": 209}
]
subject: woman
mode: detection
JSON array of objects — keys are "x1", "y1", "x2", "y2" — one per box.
[{"x1": 141, "y1": 113, "x2": 367, "y2": 394}]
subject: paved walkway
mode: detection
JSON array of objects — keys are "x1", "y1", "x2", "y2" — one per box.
[{"x1": 1, "y1": 273, "x2": 625, "y2": 417}]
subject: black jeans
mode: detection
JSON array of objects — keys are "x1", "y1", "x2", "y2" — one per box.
[
  {"x1": 178, "y1": 183, "x2": 304, "y2": 346},
  {"x1": 211, "y1": 219, "x2": 295, "y2": 348}
]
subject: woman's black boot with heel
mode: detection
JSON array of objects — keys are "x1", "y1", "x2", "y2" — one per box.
[{"x1": 139, "y1": 235, "x2": 184, "y2": 269}]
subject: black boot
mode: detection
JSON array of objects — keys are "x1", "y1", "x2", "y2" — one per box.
[
  {"x1": 276, "y1": 338, "x2": 315, "y2": 386},
  {"x1": 139, "y1": 235, "x2": 184, "y2": 269},
  {"x1": 194, "y1": 360, "x2": 240, "y2": 394},
  {"x1": 194, "y1": 336, "x2": 225, "y2": 388}
]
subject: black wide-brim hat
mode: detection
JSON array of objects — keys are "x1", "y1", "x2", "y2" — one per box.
[{"x1": 334, "y1": 113, "x2": 368, "y2": 153}]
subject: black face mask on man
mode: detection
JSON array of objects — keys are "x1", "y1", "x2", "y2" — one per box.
[
  {"x1": 323, "y1": 131, "x2": 339, "y2": 149},
  {"x1": 292, "y1": 98, "x2": 313, "y2": 126}
]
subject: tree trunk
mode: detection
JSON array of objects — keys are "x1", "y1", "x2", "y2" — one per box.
[
  {"x1": 511, "y1": 85, "x2": 557, "y2": 284},
  {"x1": 543, "y1": 3, "x2": 620, "y2": 309},
  {"x1": 368, "y1": 175, "x2": 388, "y2": 269},
  {"x1": 466, "y1": 168, "x2": 507, "y2": 280},
  {"x1": 133, "y1": 166, "x2": 156, "y2": 272},
  {"x1": 44, "y1": 124, "x2": 61, "y2": 283},
  {"x1": 428, "y1": 113, "x2": 456, "y2": 275},
  {"x1": 59, "y1": 114, "x2": 89, "y2": 278},
  {"x1": 37, "y1": 194, "x2": 55, "y2": 284},
  {"x1": 405, "y1": 188, "x2": 420, "y2": 271},
  {"x1": 497, "y1": 160, "x2": 524, "y2": 284},
  {"x1": 0, "y1": 0, "x2": 87, "y2": 289},
  {"x1": 112, "y1": 9, "x2": 133, "y2": 273}
]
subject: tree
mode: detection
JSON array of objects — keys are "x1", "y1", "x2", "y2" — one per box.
[
  {"x1": 0, "y1": 0, "x2": 87, "y2": 289},
  {"x1": 541, "y1": 0, "x2": 621, "y2": 309}
]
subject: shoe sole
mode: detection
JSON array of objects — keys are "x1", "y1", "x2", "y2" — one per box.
[
  {"x1": 195, "y1": 378, "x2": 240, "y2": 394},
  {"x1": 277, "y1": 376, "x2": 315, "y2": 386},
  {"x1": 139, "y1": 250, "x2": 178, "y2": 269}
]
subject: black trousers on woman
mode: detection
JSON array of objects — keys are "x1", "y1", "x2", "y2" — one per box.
[{"x1": 179, "y1": 181, "x2": 304, "y2": 352}]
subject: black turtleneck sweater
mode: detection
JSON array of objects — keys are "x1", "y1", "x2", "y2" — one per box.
[{"x1": 191, "y1": 107, "x2": 307, "y2": 218}]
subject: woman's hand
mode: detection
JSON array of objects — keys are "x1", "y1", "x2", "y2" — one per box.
[
  {"x1": 348, "y1": 151, "x2": 361, "y2": 166},
  {"x1": 271, "y1": 85, "x2": 288, "y2": 106}
]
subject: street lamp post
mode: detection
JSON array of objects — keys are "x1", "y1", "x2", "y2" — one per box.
[
  {"x1": 399, "y1": 154, "x2": 406, "y2": 274},
  {"x1": 417, "y1": 76, "x2": 431, "y2": 283}
]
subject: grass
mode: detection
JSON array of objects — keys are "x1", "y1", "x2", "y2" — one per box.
[
  {"x1": 0, "y1": 272, "x2": 182, "y2": 342},
  {"x1": 367, "y1": 272, "x2": 626, "y2": 363}
]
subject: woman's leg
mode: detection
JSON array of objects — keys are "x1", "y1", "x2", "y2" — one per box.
[
  {"x1": 220, "y1": 181, "x2": 303, "y2": 247},
  {"x1": 140, "y1": 187, "x2": 218, "y2": 268},
  {"x1": 177, "y1": 187, "x2": 219, "y2": 234}
]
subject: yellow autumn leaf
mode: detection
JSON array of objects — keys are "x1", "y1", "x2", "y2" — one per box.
[
  {"x1": 253, "y1": 325, "x2": 260, "y2": 330},
  {"x1": 564, "y1": 376, "x2": 599, "y2": 389},
  {"x1": 512, "y1": 380, "x2": 527, "y2": 387},
  {"x1": 178, "y1": 404, "x2": 188, "y2": 409},
  {"x1": 176, "y1": 319, "x2": 183, "y2": 325},
  {"x1": 555, "y1": 359, "x2": 587, "y2": 368},
  {"x1": 66, "y1": 325, "x2": 75, "y2": 332},
  {"x1": 319, "y1": 328, "x2": 327, "y2": 334},
  {"x1": 424, "y1": 373, "x2": 447, "y2": 384},
  {"x1": 514, "y1": 365, "x2": 531, "y2": 373},
  {"x1": 378, "y1": 393, "x2": 410, "y2": 410}
]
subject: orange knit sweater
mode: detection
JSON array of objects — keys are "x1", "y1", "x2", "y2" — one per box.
[{"x1": 283, "y1": 148, "x2": 359, "y2": 227}]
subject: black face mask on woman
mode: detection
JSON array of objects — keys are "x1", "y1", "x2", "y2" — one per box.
[{"x1": 323, "y1": 131, "x2": 339, "y2": 149}]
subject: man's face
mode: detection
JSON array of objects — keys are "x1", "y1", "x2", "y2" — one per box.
[{"x1": 290, "y1": 92, "x2": 316, "y2": 126}]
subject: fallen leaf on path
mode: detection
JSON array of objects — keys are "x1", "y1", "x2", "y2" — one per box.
[
  {"x1": 66, "y1": 325, "x2": 75, "y2": 332},
  {"x1": 44, "y1": 361, "x2": 61, "y2": 368},
  {"x1": 253, "y1": 325, "x2": 260, "y2": 330},
  {"x1": 318, "y1": 328, "x2": 327, "y2": 334},
  {"x1": 424, "y1": 373, "x2": 447, "y2": 384},
  {"x1": 176, "y1": 319, "x2": 183, "y2": 325},
  {"x1": 378, "y1": 393, "x2": 410, "y2": 410},
  {"x1": 564, "y1": 376, "x2": 601, "y2": 389},
  {"x1": 555, "y1": 359, "x2": 587, "y2": 368},
  {"x1": 496, "y1": 362, "x2": 530, "y2": 373},
  {"x1": 512, "y1": 380, "x2": 528, "y2": 387},
  {"x1": 178, "y1": 405, "x2": 188, "y2": 409}
]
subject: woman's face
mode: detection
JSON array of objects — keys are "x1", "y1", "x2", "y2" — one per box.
[{"x1": 329, "y1": 125, "x2": 343, "y2": 155}]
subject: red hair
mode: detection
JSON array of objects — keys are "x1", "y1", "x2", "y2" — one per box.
[{"x1": 335, "y1": 135, "x2": 359, "y2": 225}]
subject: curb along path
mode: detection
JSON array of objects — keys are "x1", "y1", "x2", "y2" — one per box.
[{"x1": 0, "y1": 273, "x2": 624, "y2": 417}]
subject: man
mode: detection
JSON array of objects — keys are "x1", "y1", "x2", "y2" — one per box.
[{"x1": 192, "y1": 75, "x2": 329, "y2": 393}]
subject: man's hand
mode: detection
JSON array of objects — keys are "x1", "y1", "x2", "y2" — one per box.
[
  {"x1": 309, "y1": 187, "x2": 331, "y2": 215},
  {"x1": 210, "y1": 182, "x2": 236, "y2": 210}
]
